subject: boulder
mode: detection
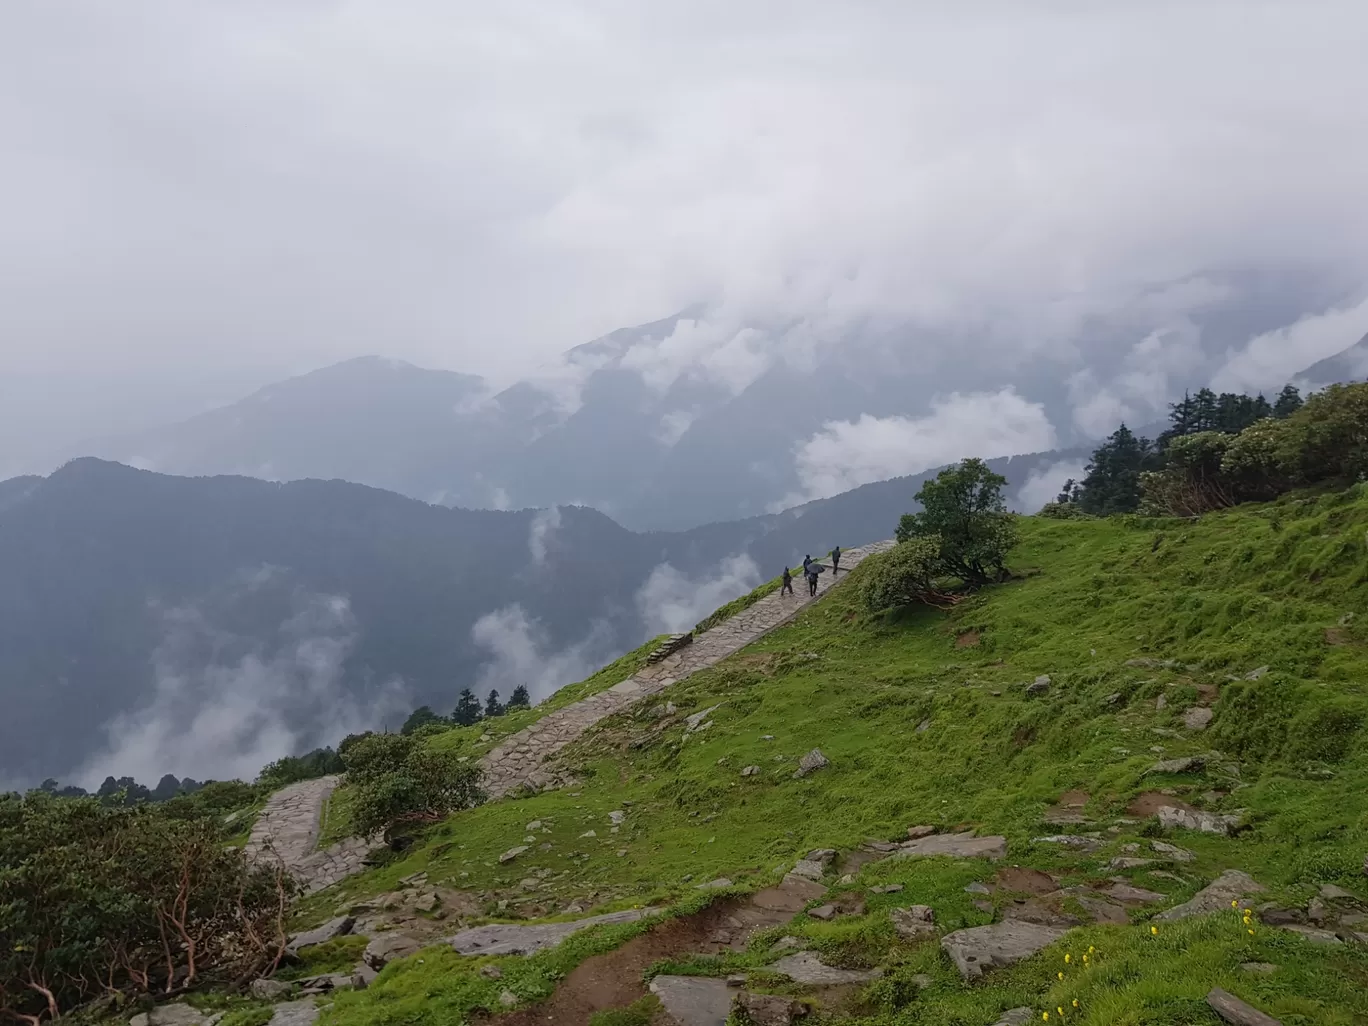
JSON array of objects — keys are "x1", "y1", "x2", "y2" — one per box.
[
  {"x1": 808, "y1": 904, "x2": 837, "y2": 921},
  {"x1": 265, "y1": 1002, "x2": 319, "y2": 1026},
  {"x1": 1207, "y1": 987, "x2": 1282, "y2": 1025},
  {"x1": 288, "y1": 915, "x2": 355, "y2": 951},
  {"x1": 649, "y1": 975, "x2": 733, "y2": 1026},
  {"x1": 741, "y1": 765, "x2": 760, "y2": 777},
  {"x1": 897, "y1": 831, "x2": 1007, "y2": 860},
  {"x1": 992, "y1": 1010, "x2": 1035, "y2": 1026},
  {"x1": 412, "y1": 892, "x2": 439, "y2": 913},
  {"x1": 793, "y1": 749, "x2": 830, "y2": 779},
  {"x1": 1150, "y1": 840, "x2": 1196, "y2": 862},
  {"x1": 129, "y1": 1004, "x2": 210, "y2": 1026},
  {"x1": 906, "y1": 825, "x2": 936, "y2": 840},
  {"x1": 1158, "y1": 806, "x2": 1241, "y2": 835},
  {"x1": 1156, "y1": 870, "x2": 1265, "y2": 922},
  {"x1": 1108, "y1": 857, "x2": 1157, "y2": 870},
  {"x1": 1183, "y1": 707, "x2": 1214, "y2": 731},
  {"x1": 870, "y1": 884, "x2": 904, "y2": 894},
  {"x1": 806, "y1": 848, "x2": 838, "y2": 864},
  {"x1": 890, "y1": 905, "x2": 937, "y2": 941},
  {"x1": 940, "y1": 921, "x2": 1069, "y2": 980},
  {"x1": 480, "y1": 964, "x2": 503, "y2": 979},
  {"x1": 1147, "y1": 756, "x2": 1206, "y2": 775},
  {"x1": 1025, "y1": 678, "x2": 1050, "y2": 696},
  {"x1": 498, "y1": 845, "x2": 529, "y2": 863},
  {"x1": 696, "y1": 877, "x2": 734, "y2": 890},
  {"x1": 249, "y1": 979, "x2": 295, "y2": 1000},
  {"x1": 789, "y1": 859, "x2": 827, "y2": 881},
  {"x1": 768, "y1": 951, "x2": 882, "y2": 985},
  {"x1": 732, "y1": 992, "x2": 808, "y2": 1025},
  {"x1": 298, "y1": 973, "x2": 359, "y2": 995},
  {"x1": 1102, "y1": 883, "x2": 1166, "y2": 904},
  {"x1": 1278, "y1": 923, "x2": 1342, "y2": 944},
  {"x1": 355, "y1": 963, "x2": 379, "y2": 987},
  {"x1": 497, "y1": 990, "x2": 518, "y2": 1009},
  {"x1": 363, "y1": 932, "x2": 423, "y2": 969}
]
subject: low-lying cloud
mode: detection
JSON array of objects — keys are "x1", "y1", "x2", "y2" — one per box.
[
  {"x1": 77, "y1": 571, "x2": 408, "y2": 787},
  {"x1": 528, "y1": 505, "x2": 562, "y2": 565},
  {"x1": 1212, "y1": 295, "x2": 1368, "y2": 394},
  {"x1": 636, "y1": 554, "x2": 763, "y2": 635},
  {"x1": 1013, "y1": 459, "x2": 1089, "y2": 514},
  {"x1": 788, "y1": 389, "x2": 1058, "y2": 504},
  {"x1": 471, "y1": 604, "x2": 616, "y2": 704}
]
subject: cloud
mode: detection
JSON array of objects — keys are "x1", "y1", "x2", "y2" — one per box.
[
  {"x1": 1013, "y1": 458, "x2": 1089, "y2": 514},
  {"x1": 1211, "y1": 295, "x2": 1368, "y2": 394},
  {"x1": 1067, "y1": 321, "x2": 1207, "y2": 437},
  {"x1": 76, "y1": 574, "x2": 409, "y2": 787},
  {"x1": 789, "y1": 389, "x2": 1057, "y2": 503},
  {"x1": 528, "y1": 505, "x2": 562, "y2": 565},
  {"x1": 470, "y1": 604, "x2": 616, "y2": 704},
  {"x1": 635, "y1": 554, "x2": 762, "y2": 635},
  {"x1": 655, "y1": 408, "x2": 700, "y2": 446}
]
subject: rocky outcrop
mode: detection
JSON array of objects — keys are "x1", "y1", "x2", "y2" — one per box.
[
  {"x1": 940, "y1": 921, "x2": 1069, "y2": 980},
  {"x1": 446, "y1": 907, "x2": 661, "y2": 956},
  {"x1": 1156, "y1": 870, "x2": 1265, "y2": 922}
]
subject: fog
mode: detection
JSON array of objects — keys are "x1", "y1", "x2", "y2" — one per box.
[{"x1": 3, "y1": 1, "x2": 1368, "y2": 467}]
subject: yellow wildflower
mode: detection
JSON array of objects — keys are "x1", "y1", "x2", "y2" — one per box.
[
  {"x1": 1073, "y1": 999, "x2": 1080, "y2": 1008},
  {"x1": 1088, "y1": 945, "x2": 1095, "y2": 953},
  {"x1": 1058, "y1": 971, "x2": 1065, "y2": 980},
  {"x1": 1150, "y1": 926, "x2": 1159, "y2": 935},
  {"x1": 1064, "y1": 953, "x2": 1071, "y2": 963}
]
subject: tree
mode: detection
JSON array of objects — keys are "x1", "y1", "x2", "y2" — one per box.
[
  {"x1": 484, "y1": 689, "x2": 505, "y2": 718},
  {"x1": 859, "y1": 539, "x2": 956, "y2": 611},
  {"x1": 400, "y1": 706, "x2": 445, "y2": 735},
  {"x1": 349, "y1": 748, "x2": 485, "y2": 842},
  {"x1": 1274, "y1": 384, "x2": 1304, "y2": 418},
  {"x1": 452, "y1": 688, "x2": 482, "y2": 726},
  {"x1": 506, "y1": 685, "x2": 532, "y2": 711},
  {"x1": 896, "y1": 458, "x2": 1017, "y2": 585},
  {"x1": 1077, "y1": 425, "x2": 1155, "y2": 515},
  {"x1": 1055, "y1": 479, "x2": 1081, "y2": 504}
]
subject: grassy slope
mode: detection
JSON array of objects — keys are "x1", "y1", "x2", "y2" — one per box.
[{"x1": 317, "y1": 490, "x2": 1368, "y2": 1025}]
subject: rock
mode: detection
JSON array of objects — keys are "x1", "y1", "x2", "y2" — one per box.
[
  {"x1": 768, "y1": 951, "x2": 883, "y2": 985},
  {"x1": 726, "y1": 975, "x2": 746, "y2": 987},
  {"x1": 1245, "y1": 666, "x2": 1270, "y2": 680},
  {"x1": 964, "y1": 881, "x2": 991, "y2": 895},
  {"x1": 1033, "y1": 835, "x2": 1103, "y2": 851},
  {"x1": 916, "y1": 719, "x2": 931, "y2": 733},
  {"x1": 412, "y1": 892, "x2": 439, "y2": 912},
  {"x1": 129, "y1": 1003, "x2": 211, "y2": 1026},
  {"x1": 771, "y1": 936, "x2": 803, "y2": 952},
  {"x1": 1240, "y1": 962, "x2": 1278, "y2": 973},
  {"x1": 732, "y1": 992, "x2": 808, "y2": 1025},
  {"x1": 696, "y1": 877, "x2": 734, "y2": 890},
  {"x1": 1025, "y1": 677, "x2": 1050, "y2": 696},
  {"x1": 448, "y1": 908, "x2": 660, "y2": 956},
  {"x1": 838, "y1": 873, "x2": 855, "y2": 885},
  {"x1": 1148, "y1": 755, "x2": 1206, "y2": 775},
  {"x1": 890, "y1": 904, "x2": 937, "y2": 941},
  {"x1": 649, "y1": 975, "x2": 733, "y2": 1026},
  {"x1": 906, "y1": 825, "x2": 937, "y2": 839},
  {"x1": 685, "y1": 705, "x2": 721, "y2": 731},
  {"x1": 265, "y1": 1002, "x2": 319, "y2": 1026},
  {"x1": 807, "y1": 848, "x2": 838, "y2": 864},
  {"x1": 1103, "y1": 692, "x2": 1122, "y2": 706},
  {"x1": 480, "y1": 964, "x2": 503, "y2": 979},
  {"x1": 1184, "y1": 707, "x2": 1214, "y2": 731},
  {"x1": 992, "y1": 1010, "x2": 1035, "y2": 1026},
  {"x1": 363, "y1": 932, "x2": 423, "y2": 969},
  {"x1": 289, "y1": 915, "x2": 355, "y2": 951},
  {"x1": 498, "y1": 845, "x2": 529, "y2": 863},
  {"x1": 608, "y1": 810, "x2": 626, "y2": 825},
  {"x1": 1108, "y1": 857, "x2": 1157, "y2": 870},
  {"x1": 1307, "y1": 897, "x2": 1329, "y2": 923},
  {"x1": 1103, "y1": 883, "x2": 1166, "y2": 904},
  {"x1": 808, "y1": 904, "x2": 837, "y2": 920},
  {"x1": 249, "y1": 979, "x2": 295, "y2": 1000},
  {"x1": 1207, "y1": 987, "x2": 1282, "y2": 1025},
  {"x1": 790, "y1": 859, "x2": 827, "y2": 881},
  {"x1": 871, "y1": 884, "x2": 904, "y2": 894},
  {"x1": 940, "y1": 921, "x2": 1069, "y2": 980},
  {"x1": 1156, "y1": 870, "x2": 1265, "y2": 921},
  {"x1": 755, "y1": 874, "x2": 828, "y2": 911},
  {"x1": 498, "y1": 990, "x2": 519, "y2": 1009},
  {"x1": 298, "y1": 973, "x2": 358, "y2": 994},
  {"x1": 793, "y1": 749, "x2": 830, "y2": 779},
  {"x1": 741, "y1": 765, "x2": 760, "y2": 777},
  {"x1": 897, "y1": 831, "x2": 1007, "y2": 860},
  {"x1": 1150, "y1": 840, "x2": 1196, "y2": 862},
  {"x1": 1158, "y1": 805, "x2": 1241, "y2": 835},
  {"x1": 1156, "y1": 695, "x2": 1168, "y2": 710},
  {"x1": 1320, "y1": 884, "x2": 1357, "y2": 901},
  {"x1": 355, "y1": 964, "x2": 379, "y2": 987},
  {"x1": 1279, "y1": 923, "x2": 1342, "y2": 944}
]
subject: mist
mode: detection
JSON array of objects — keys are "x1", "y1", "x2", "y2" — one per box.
[
  {"x1": 636, "y1": 554, "x2": 764, "y2": 635},
  {"x1": 470, "y1": 604, "x2": 618, "y2": 704}
]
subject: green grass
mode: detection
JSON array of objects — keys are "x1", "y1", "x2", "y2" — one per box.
[
  {"x1": 277, "y1": 935, "x2": 370, "y2": 980},
  {"x1": 588, "y1": 995, "x2": 662, "y2": 1026},
  {"x1": 318, "y1": 784, "x2": 360, "y2": 849},
  {"x1": 312, "y1": 489, "x2": 1368, "y2": 1025},
  {"x1": 695, "y1": 573, "x2": 784, "y2": 634}
]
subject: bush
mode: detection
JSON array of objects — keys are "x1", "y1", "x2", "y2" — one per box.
[
  {"x1": 1036, "y1": 502, "x2": 1094, "y2": 520},
  {"x1": 257, "y1": 747, "x2": 343, "y2": 790},
  {"x1": 0, "y1": 793, "x2": 291, "y2": 1024},
  {"x1": 1138, "y1": 432, "x2": 1237, "y2": 516},
  {"x1": 860, "y1": 539, "x2": 947, "y2": 611},
  {"x1": 340, "y1": 733, "x2": 416, "y2": 784},
  {"x1": 349, "y1": 746, "x2": 485, "y2": 841},
  {"x1": 897, "y1": 458, "x2": 1017, "y2": 585}
]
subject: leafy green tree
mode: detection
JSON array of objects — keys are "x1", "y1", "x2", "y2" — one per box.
[
  {"x1": 452, "y1": 688, "x2": 482, "y2": 726},
  {"x1": 896, "y1": 458, "x2": 1017, "y2": 585},
  {"x1": 484, "y1": 690, "x2": 505, "y2": 718},
  {"x1": 506, "y1": 685, "x2": 532, "y2": 711},
  {"x1": 1055, "y1": 479, "x2": 1082, "y2": 504},
  {"x1": 340, "y1": 733, "x2": 415, "y2": 784},
  {"x1": 1138, "y1": 431, "x2": 1237, "y2": 516},
  {"x1": 859, "y1": 539, "x2": 951, "y2": 611},
  {"x1": 400, "y1": 705, "x2": 446, "y2": 735},
  {"x1": 1273, "y1": 383, "x2": 1304, "y2": 418},
  {"x1": 257, "y1": 748, "x2": 344, "y2": 790},
  {"x1": 1077, "y1": 425, "x2": 1155, "y2": 514},
  {"x1": 350, "y1": 748, "x2": 485, "y2": 842}
]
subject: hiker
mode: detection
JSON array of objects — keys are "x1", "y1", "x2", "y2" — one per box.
[
  {"x1": 806, "y1": 562, "x2": 825, "y2": 596},
  {"x1": 831, "y1": 545, "x2": 842, "y2": 574},
  {"x1": 780, "y1": 566, "x2": 794, "y2": 596},
  {"x1": 802, "y1": 554, "x2": 812, "y2": 575}
]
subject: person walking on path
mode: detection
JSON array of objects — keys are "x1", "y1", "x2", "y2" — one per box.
[
  {"x1": 802, "y1": 554, "x2": 812, "y2": 576},
  {"x1": 831, "y1": 545, "x2": 842, "y2": 574},
  {"x1": 806, "y1": 562, "x2": 824, "y2": 596},
  {"x1": 780, "y1": 566, "x2": 794, "y2": 596}
]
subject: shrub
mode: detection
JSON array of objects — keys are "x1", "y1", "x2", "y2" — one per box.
[
  {"x1": 860, "y1": 539, "x2": 949, "y2": 611},
  {"x1": 257, "y1": 747, "x2": 344, "y2": 790},
  {"x1": 1036, "y1": 502, "x2": 1094, "y2": 520},
  {"x1": 1138, "y1": 432, "x2": 1237, "y2": 517},
  {"x1": 349, "y1": 747, "x2": 485, "y2": 841},
  {"x1": 340, "y1": 733, "x2": 416, "y2": 784},
  {"x1": 897, "y1": 458, "x2": 1017, "y2": 585},
  {"x1": 0, "y1": 794, "x2": 291, "y2": 1024}
]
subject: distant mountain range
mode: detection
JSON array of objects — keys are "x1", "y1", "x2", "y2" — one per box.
[
  {"x1": 0, "y1": 450, "x2": 1078, "y2": 787},
  {"x1": 52, "y1": 274, "x2": 1366, "y2": 531}
]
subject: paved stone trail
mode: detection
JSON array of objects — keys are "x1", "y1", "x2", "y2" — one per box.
[
  {"x1": 480, "y1": 540, "x2": 893, "y2": 798},
  {"x1": 247, "y1": 540, "x2": 892, "y2": 891}
]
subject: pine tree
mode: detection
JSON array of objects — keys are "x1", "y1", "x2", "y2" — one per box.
[
  {"x1": 452, "y1": 688, "x2": 482, "y2": 726},
  {"x1": 1192, "y1": 388, "x2": 1219, "y2": 432},
  {"x1": 1274, "y1": 384, "x2": 1303, "y2": 417},
  {"x1": 506, "y1": 684, "x2": 532, "y2": 711},
  {"x1": 1055, "y1": 479, "x2": 1081, "y2": 504},
  {"x1": 1077, "y1": 424, "x2": 1155, "y2": 515},
  {"x1": 1252, "y1": 393, "x2": 1273, "y2": 421},
  {"x1": 485, "y1": 689, "x2": 505, "y2": 718}
]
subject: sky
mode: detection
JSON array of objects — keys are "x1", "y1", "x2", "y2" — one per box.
[{"x1": 4, "y1": 0, "x2": 1368, "y2": 458}]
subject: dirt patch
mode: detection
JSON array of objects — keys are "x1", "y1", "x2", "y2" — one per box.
[
  {"x1": 494, "y1": 903, "x2": 740, "y2": 1026},
  {"x1": 954, "y1": 630, "x2": 981, "y2": 648},
  {"x1": 1195, "y1": 682, "x2": 1220, "y2": 704},
  {"x1": 1126, "y1": 792, "x2": 1195, "y2": 817},
  {"x1": 1055, "y1": 789, "x2": 1089, "y2": 808},
  {"x1": 992, "y1": 867, "x2": 1059, "y2": 895},
  {"x1": 1325, "y1": 627, "x2": 1352, "y2": 646}
]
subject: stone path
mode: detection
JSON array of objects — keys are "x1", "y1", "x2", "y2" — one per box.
[
  {"x1": 246, "y1": 540, "x2": 892, "y2": 892},
  {"x1": 480, "y1": 540, "x2": 893, "y2": 798}
]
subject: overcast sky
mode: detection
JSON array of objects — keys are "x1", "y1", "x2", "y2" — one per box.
[{"x1": 4, "y1": 0, "x2": 1368, "y2": 455}]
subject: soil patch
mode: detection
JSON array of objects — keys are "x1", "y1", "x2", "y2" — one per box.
[
  {"x1": 1127, "y1": 792, "x2": 1195, "y2": 817},
  {"x1": 1195, "y1": 682, "x2": 1220, "y2": 704},
  {"x1": 1055, "y1": 790, "x2": 1089, "y2": 808},
  {"x1": 1325, "y1": 627, "x2": 1352, "y2": 646},
  {"x1": 954, "y1": 630, "x2": 981, "y2": 649},
  {"x1": 494, "y1": 902, "x2": 740, "y2": 1026},
  {"x1": 992, "y1": 867, "x2": 1059, "y2": 895}
]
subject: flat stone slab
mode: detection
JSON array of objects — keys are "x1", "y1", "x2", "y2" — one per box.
[
  {"x1": 993, "y1": 1011, "x2": 1035, "y2": 1026},
  {"x1": 267, "y1": 1003, "x2": 319, "y2": 1026},
  {"x1": 940, "y1": 921, "x2": 1069, "y2": 980},
  {"x1": 895, "y1": 831, "x2": 1007, "y2": 860},
  {"x1": 767, "y1": 950, "x2": 883, "y2": 985},
  {"x1": 447, "y1": 907, "x2": 659, "y2": 956},
  {"x1": 1207, "y1": 987, "x2": 1282, "y2": 1025},
  {"x1": 289, "y1": 915, "x2": 354, "y2": 951},
  {"x1": 1156, "y1": 870, "x2": 1265, "y2": 922},
  {"x1": 649, "y1": 975, "x2": 733, "y2": 1026},
  {"x1": 129, "y1": 1005, "x2": 211, "y2": 1026}
]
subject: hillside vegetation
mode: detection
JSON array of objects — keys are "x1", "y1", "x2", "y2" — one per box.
[{"x1": 298, "y1": 486, "x2": 1368, "y2": 1025}]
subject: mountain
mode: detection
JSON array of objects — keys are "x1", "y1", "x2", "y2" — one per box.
[
  {"x1": 1297, "y1": 331, "x2": 1368, "y2": 387},
  {"x1": 0, "y1": 451, "x2": 1079, "y2": 787},
  {"x1": 64, "y1": 272, "x2": 1364, "y2": 531}
]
